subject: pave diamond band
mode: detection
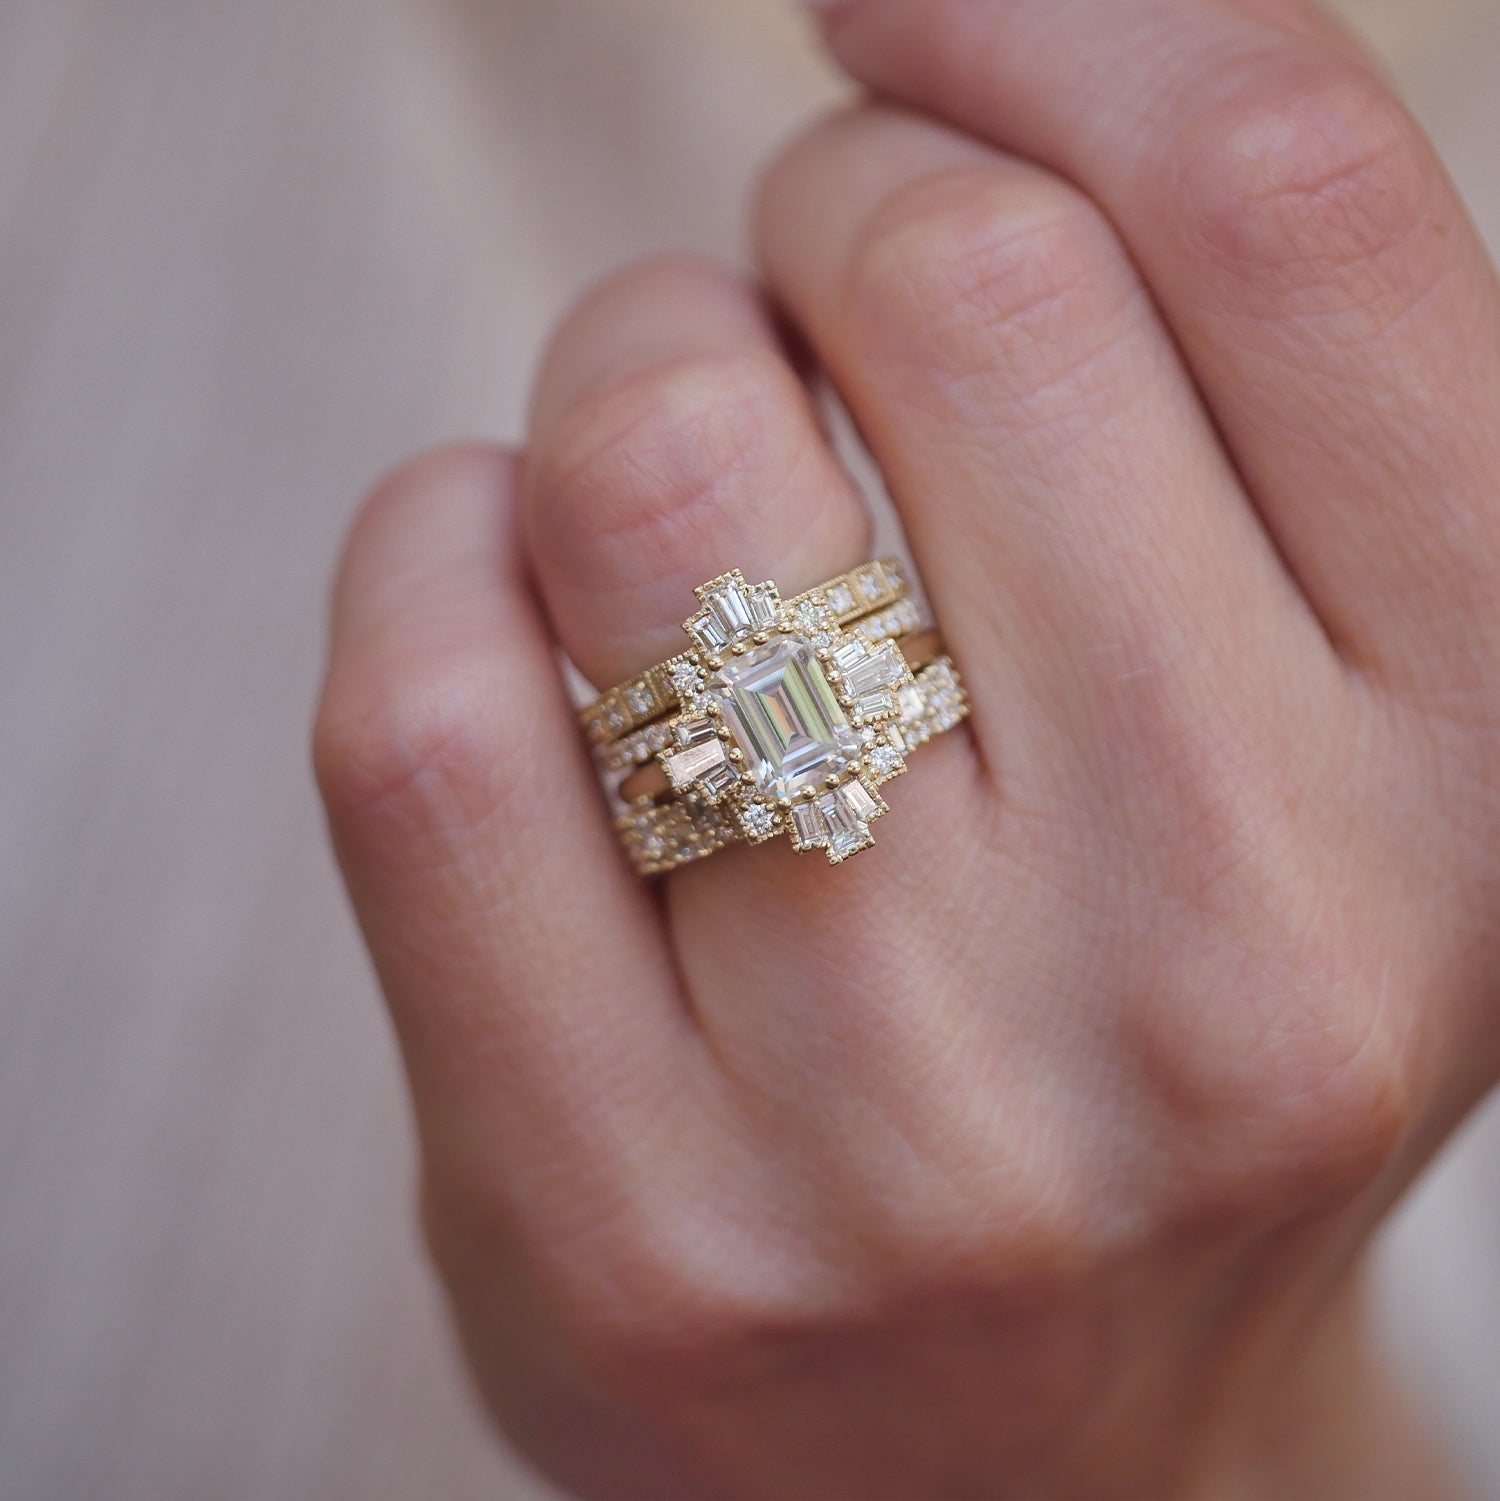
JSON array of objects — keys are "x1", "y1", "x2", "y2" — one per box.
[
  {"x1": 580, "y1": 557, "x2": 909, "y2": 747},
  {"x1": 581, "y1": 561, "x2": 969, "y2": 873}
]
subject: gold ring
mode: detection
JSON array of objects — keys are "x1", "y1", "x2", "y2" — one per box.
[{"x1": 583, "y1": 564, "x2": 970, "y2": 872}]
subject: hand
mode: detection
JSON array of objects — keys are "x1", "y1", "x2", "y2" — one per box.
[{"x1": 314, "y1": 1, "x2": 1500, "y2": 1496}]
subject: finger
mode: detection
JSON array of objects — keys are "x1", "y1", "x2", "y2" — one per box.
[
  {"x1": 314, "y1": 445, "x2": 694, "y2": 1221},
  {"x1": 757, "y1": 105, "x2": 1338, "y2": 776},
  {"x1": 524, "y1": 254, "x2": 873, "y2": 691},
  {"x1": 521, "y1": 252, "x2": 1002, "y2": 1116},
  {"x1": 813, "y1": 0, "x2": 1500, "y2": 694}
]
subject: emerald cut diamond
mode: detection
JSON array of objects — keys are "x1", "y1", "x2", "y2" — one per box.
[
  {"x1": 640, "y1": 563, "x2": 931, "y2": 866},
  {"x1": 710, "y1": 636, "x2": 858, "y2": 799}
]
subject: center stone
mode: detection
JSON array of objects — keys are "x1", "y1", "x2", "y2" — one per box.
[{"x1": 710, "y1": 635, "x2": 858, "y2": 799}]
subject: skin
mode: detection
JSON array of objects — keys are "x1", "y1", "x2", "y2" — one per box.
[{"x1": 313, "y1": 1, "x2": 1500, "y2": 1496}]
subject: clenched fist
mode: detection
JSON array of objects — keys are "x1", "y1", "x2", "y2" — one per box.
[{"x1": 314, "y1": 2, "x2": 1500, "y2": 1496}]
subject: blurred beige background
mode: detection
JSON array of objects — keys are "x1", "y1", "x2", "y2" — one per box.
[{"x1": 2, "y1": 2, "x2": 1498, "y2": 1498}]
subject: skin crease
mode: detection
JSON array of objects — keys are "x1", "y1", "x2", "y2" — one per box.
[{"x1": 314, "y1": 2, "x2": 1500, "y2": 1498}]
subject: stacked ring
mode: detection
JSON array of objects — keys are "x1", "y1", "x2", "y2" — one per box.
[{"x1": 581, "y1": 560, "x2": 969, "y2": 874}]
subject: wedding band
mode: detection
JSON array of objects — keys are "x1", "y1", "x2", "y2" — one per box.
[{"x1": 583, "y1": 564, "x2": 970, "y2": 871}]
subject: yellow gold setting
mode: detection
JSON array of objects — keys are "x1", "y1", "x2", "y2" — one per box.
[{"x1": 583, "y1": 560, "x2": 969, "y2": 875}]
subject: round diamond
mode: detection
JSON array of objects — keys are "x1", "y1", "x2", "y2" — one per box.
[
  {"x1": 868, "y1": 742, "x2": 901, "y2": 778},
  {"x1": 670, "y1": 661, "x2": 704, "y2": 697},
  {"x1": 740, "y1": 803, "x2": 777, "y2": 840}
]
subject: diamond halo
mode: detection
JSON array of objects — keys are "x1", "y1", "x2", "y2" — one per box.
[{"x1": 658, "y1": 570, "x2": 913, "y2": 865}]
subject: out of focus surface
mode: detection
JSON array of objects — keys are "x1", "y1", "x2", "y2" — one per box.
[{"x1": 1, "y1": 2, "x2": 1497, "y2": 1497}]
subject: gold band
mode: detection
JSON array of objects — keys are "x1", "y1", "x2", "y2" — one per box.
[{"x1": 579, "y1": 557, "x2": 911, "y2": 747}]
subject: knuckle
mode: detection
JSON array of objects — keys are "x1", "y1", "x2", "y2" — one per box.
[
  {"x1": 532, "y1": 351, "x2": 806, "y2": 568},
  {"x1": 314, "y1": 658, "x2": 520, "y2": 840},
  {"x1": 1111, "y1": 693, "x2": 1411, "y2": 1213},
  {"x1": 362, "y1": 442, "x2": 501, "y2": 523},
  {"x1": 886, "y1": 1194, "x2": 1095, "y2": 1310},
  {"x1": 845, "y1": 170, "x2": 1135, "y2": 396},
  {"x1": 550, "y1": 1238, "x2": 801, "y2": 1411},
  {"x1": 551, "y1": 1191, "x2": 1102, "y2": 1439},
  {"x1": 1224, "y1": 978, "x2": 1407, "y2": 1202},
  {"x1": 1144, "y1": 921, "x2": 1410, "y2": 1218},
  {"x1": 1215, "y1": 1038, "x2": 1409, "y2": 1216},
  {"x1": 1171, "y1": 54, "x2": 1439, "y2": 298},
  {"x1": 337, "y1": 445, "x2": 516, "y2": 600},
  {"x1": 315, "y1": 442, "x2": 529, "y2": 853},
  {"x1": 554, "y1": 1222, "x2": 1098, "y2": 1435},
  {"x1": 842, "y1": 1099, "x2": 1104, "y2": 1294}
]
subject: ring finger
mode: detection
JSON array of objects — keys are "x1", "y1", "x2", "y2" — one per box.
[{"x1": 521, "y1": 250, "x2": 990, "y2": 1078}]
